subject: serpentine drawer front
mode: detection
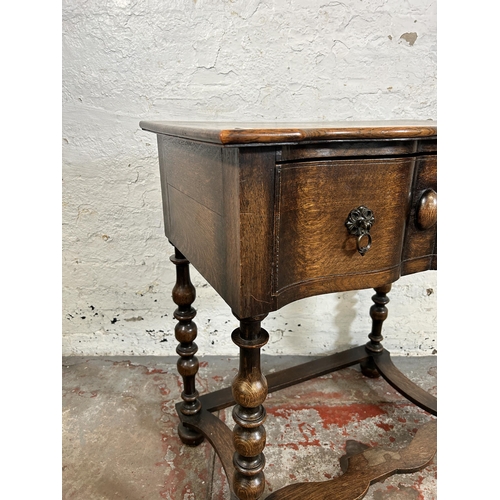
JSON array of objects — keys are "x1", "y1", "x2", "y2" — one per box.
[
  {"x1": 140, "y1": 121, "x2": 437, "y2": 500},
  {"x1": 274, "y1": 156, "x2": 415, "y2": 304},
  {"x1": 143, "y1": 122, "x2": 437, "y2": 318},
  {"x1": 274, "y1": 142, "x2": 437, "y2": 307}
]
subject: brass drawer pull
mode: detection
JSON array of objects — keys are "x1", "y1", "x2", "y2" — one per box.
[
  {"x1": 416, "y1": 189, "x2": 437, "y2": 230},
  {"x1": 345, "y1": 206, "x2": 375, "y2": 256}
]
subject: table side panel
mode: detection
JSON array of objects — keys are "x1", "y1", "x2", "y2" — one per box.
[
  {"x1": 167, "y1": 186, "x2": 226, "y2": 293},
  {"x1": 237, "y1": 147, "x2": 277, "y2": 317},
  {"x1": 157, "y1": 136, "x2": 235, "y2": 303},
  {"x1": 221, "y1": 148, "x2": 243, "y2": 314},
  {"x1": 157, "y1": 135, "x2": 223, "y2": 215},
  {"x1": 156, "y1": 136, "x2": 278, "y2": 317},
  {"x1": 157, "y1": 135, "x2": 172, "y2": 237}
]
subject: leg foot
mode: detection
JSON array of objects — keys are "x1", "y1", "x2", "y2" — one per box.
[
  {"x1": 360, "y1": 357, "x2": 380, "y2": 378},
  {"x1": 177, "y1": 422, "x2": 205, "y2": 447}
]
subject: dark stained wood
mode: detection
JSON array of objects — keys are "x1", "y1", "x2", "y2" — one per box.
[
  {"x1": 157, "y1": 136, "x2": 278, "y2": 319},
  {"x1": 339, "y1": 440, "x2": 370, "y2": 473},
  {"x1": 168, "y1": 185, "x2": 226, "y2": 294},
  {"x1": 416, "y1": 139, "x2": 437, "y2": 153},
  {"x1": 170, "y1": 248, "x2": 203, "y2": 446},
  {"x1": 265, "y1": 420, "x2": 436, "y2": 500},
  {"x1": 373, "y1": 349, "x2": 437, "y2": 415},
  {"x1": 140, "y1": 120, "x2": 437, "y2": 146},
  {"x1": 153, "y1": 125, "x2": 437, "y2": 317},
  {"x1": 176, "y1": 406, "x2": 237, "y2": 497},
  {"x1": 274, "y1": 158, "x2": 414, "y2": 306},
  {"x1": 401, "y1": 154, "x2": 437, "y2": 275},
  {"x1": 156, "y1": 135, "x2": 172, "y2": 236},
  {"x1": 231, "y1": 317, "x2": 269, "y2": 500},
  {"x1": 199, "y1": 345, "x2": 370, "y2": 412},
  {"x1": 143, "y1": 121, "x2": 438, "y2": 499},
  {"x1": 237, "y1": 148, "x2": 277, "y2": 317},
  {"x1": 365, "y1": 285, "x2": 391, "y2": 354},
  {"x1": 279, "y1": 139, "x2": 419, "y2": 161},
  {"x1": 416, "y1": 189, "x2": 437, "y2": 230},
  {"x1": 361, "y1": 285, "x2": 392, "y2": 378},
  {"x1": 221, "y1": 147, "x2": 242, "y2": 314},
  {"x1": 157, "y1": 135, "x2": 224, "y2": 215},
  {"x1": 159, "y1": 135, "x2": 227, "y2": 297}
]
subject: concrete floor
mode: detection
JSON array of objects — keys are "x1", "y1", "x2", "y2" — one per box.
[{"x1": 62, "y1": 355, "x2": 437, "y2": 500}]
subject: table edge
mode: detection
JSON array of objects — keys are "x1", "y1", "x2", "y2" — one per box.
[{"x1": 139, "y1": 120, "x2": 437, "y2": 145}]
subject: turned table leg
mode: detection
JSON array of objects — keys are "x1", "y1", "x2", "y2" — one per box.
[
  {"x1": 231, "y1": 316, "x2": 269, "y2": 500},
  {"x1": 361, "y1": 283, "x2": 391, "y2": 378},
  {"x1": 170, "y1": 248, "x2": 204, "y2": 446}
]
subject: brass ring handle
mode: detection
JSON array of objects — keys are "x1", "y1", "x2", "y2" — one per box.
[
  {"x1": 345, "y1": 206, "x2": 375, "y2": 256},
  {"x1": 357, "y1": 233, "x2": 372, "y2": 256},
  {"x1": 416, "y1": 189, "x2": 437, "y2": 230}
]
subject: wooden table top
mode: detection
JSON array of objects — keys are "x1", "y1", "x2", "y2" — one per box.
[{"x1": 139, "y1": 120, "x2": 437, "y2": 145}]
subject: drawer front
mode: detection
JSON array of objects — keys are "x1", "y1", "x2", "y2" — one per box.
[
  {"x1": 402, "y1": 154, "x2": 437, "y2": 275},
  {"x1": 274, "y1": 157, "x2": 415, "y2": 301}
]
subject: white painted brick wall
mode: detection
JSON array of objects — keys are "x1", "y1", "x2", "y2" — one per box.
[{"x1": 62, "y1": 0, "x2": 437, "y2": 357}]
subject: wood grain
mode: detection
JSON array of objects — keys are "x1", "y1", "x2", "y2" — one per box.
[
  {"x1": 266, "y1": 420, "x2": 436, "y2": 500},
  {"x1": 279, "y1": 139, "x2": 419, "y2": 161},
  {"x1": 167, "y1": 185, "x2": 226, "y2": 294},
  {"x1": 237, "y1": 148, "x2": 277, "y2": 317},
  {"x1": 152, "y1": 123, "x2": 437, "y2": 317},
  {"x1": 373, "y1": 349, "x2": 437, "y2": 415},
  {"x1": 231, "y1": 317, "x2": 269, "y2": 500},
  {"x1": 176, "y1": 406, "x2": 236, "y2": 494},
  {"x1": 149, "y1": 123, "x2": 438, "y2": 500},
  {"x1": 401, "y1": 154, "x2": 437, "y2": 276},
  {"x1": 158, "y1": 135, "x2": 223, "y2": 215},
  {"x1": 141, "y1": 120, "x2": 436, "y2": 146},
  {"x1": 274, "y1": 158, "x2": 415, "y2": 304},
  {"x1": 198, "y1": 345, "x2": 369, "y2": 412}
]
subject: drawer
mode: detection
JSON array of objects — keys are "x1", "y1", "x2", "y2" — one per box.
[
  {"x1": 402, "y1": 154, "x2": 437, "y2": 274},
  {"x1": 274, "y1": 157, "x2": 415, "y2": 302}
]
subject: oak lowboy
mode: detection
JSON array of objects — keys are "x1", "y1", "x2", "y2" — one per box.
[{"x1": 140, "y1": 121, "x2": 437, "y2": 500}]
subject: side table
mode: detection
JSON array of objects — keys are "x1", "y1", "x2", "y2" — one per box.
[{"x1": 139, "y1": 121, "x2": 437, "y2": 500}]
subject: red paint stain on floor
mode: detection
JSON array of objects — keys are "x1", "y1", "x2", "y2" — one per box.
[
  {"x1": 267, "y1": 403, "x2": 386, "y2": 428},
  {"x1": 147, "y1": 367, "x2": 168, "y2": 374},
  {"x1": 315, "y1": 403, "x2": 387, "y2": 427},
  {"x1": 268, "y1": 403, "x2": 383, "y2": 425},
  {"x1": 294, "y1": 390, "x2": 345, "y2": 401},
  {"x1": 71, "y1": 387, "x2": 98, "y2": 398},
  {"x1": 158, "y1": 438, "x2": 210, "y2": 499},
  {"x1": 158, "y1": 385, "x2": 170, "y2": 396},
  {"x1": 278, "y1": 442, "x2": 299, "y2": 450},
  {"x1": 375, "y1": 421, "x2": 394, "y2": 432},
  {"x1": 414, "y1": 473, "x2": 432, "y2": 500}
]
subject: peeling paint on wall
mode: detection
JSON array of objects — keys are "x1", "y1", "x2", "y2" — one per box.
[{"x1": 400, "y1": 32, "x2": 418, "y2": 46}]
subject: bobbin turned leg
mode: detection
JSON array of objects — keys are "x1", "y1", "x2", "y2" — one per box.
[
  {"x1": 170, "y1": 248, "x2": 204, "y2": 446},
  {"x1": 231, "y1": 316, "x2": 269, "y2": 500},
  {"x1": 361, "y1": 283, "x2": 391, "y2": 378}
]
